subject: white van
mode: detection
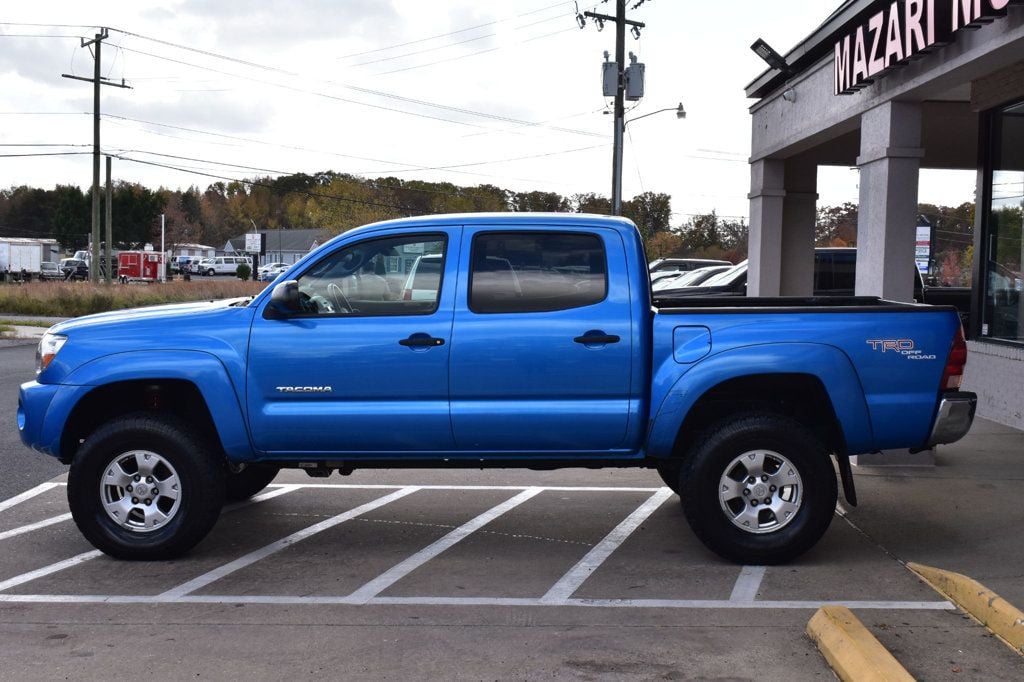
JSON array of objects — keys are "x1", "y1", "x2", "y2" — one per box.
[{"x1": 200, "y1": 256, "x2": 252, "y2": 276}]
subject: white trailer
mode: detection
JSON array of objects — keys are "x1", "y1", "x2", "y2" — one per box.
[{"x1": 0, "y1": 238, "x2": 43, "y2": 275}]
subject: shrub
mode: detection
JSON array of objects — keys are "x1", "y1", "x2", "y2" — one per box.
[{"x1": 236, "y1": 263, "x2": 252, "y2": 280}]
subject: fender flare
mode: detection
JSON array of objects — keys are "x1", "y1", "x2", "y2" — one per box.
[
  {"x1": 48, "y1": 350, "x2": 253, "y2": 460},
  {"x1": 647, "y1": 342, "x2": 874, "y2": 458}
]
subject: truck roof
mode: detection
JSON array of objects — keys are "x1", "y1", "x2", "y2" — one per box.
[{"x1": 335, "y1": 213, "x2": 639, "y2": 245}]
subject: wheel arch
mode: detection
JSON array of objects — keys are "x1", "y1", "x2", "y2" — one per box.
[
  {"x1": 647, "y1": 343, "x2": 874, "y2": 460},
  {"x1": 50, "y1": 351, "x2": 253, "y2": 464}
]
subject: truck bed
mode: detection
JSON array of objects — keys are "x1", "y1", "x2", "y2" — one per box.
[{"x1": 653, "y1": 295, "x2": 957, "y2": 313}]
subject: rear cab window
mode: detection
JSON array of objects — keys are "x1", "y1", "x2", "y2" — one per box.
[{"x1": 469, "y1": 232, "x2": 608, "y2": 313}]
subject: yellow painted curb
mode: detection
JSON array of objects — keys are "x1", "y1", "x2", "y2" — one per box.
[
  {"x1": 806, "y1": 606, "x2": 915, "y2": 681},
  {"x1": 908, "y1": 562, "x2": 1024, "y2": 657}
]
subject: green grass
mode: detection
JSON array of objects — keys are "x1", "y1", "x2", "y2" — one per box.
[
  {"x1": 0, "y1": 280, "x2": 267, "y2": 317},
  {"x1": 0, "y1": 324, "x2": 13, "y2": 335},
  {"x1": 0, "y1": 318, "x2": 53, "y2": 327}
]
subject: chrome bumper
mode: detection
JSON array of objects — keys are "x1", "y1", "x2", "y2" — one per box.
[{"x1": 926, "y1": 392, "x2": 977, "y2": 447}]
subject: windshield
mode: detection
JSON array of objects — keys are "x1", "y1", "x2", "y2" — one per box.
[{"x1": 701, "y1": 261, "x2": 747, "y2": 287}]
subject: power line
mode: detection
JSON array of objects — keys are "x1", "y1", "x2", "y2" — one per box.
[
  {"x1": 114, "y1": 45, "x2": 500, "y2": 133},
  {"x1": 0, "y1": 143, "x2": 89, "y2": 147},
  {"x1": 347, "y1": 14, "x2": 567, "y2": 68},
  {"x1": 106, "y1": 28, "x2": 605, "y2": 138},
  {"x1": 99, "y1": 112, "x2": 605, "y2": 187},
  {"x1": 0, "y1": 151, "x2": 92, "y2": 158},
  {"x1": 335, "y1": 1, "x2": 568, "y2": 60},
  {"x1": 0, "y1": 33, "x2": 85, "y2": 39},
  {"x1": 375, "y1": 27, "x2": 577, "y2": 76},
  {"x1": 0, "y1": 22, "x2": 95, "y2": 29}
]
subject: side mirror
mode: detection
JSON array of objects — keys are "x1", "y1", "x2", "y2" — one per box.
[{"x1": 269, "y1": 280, "x2": 300, "y2": 316}]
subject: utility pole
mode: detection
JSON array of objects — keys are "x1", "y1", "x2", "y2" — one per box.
[
  {"x1": 583, "y1": 1, "x2": 645, "y2": 215},
  {"x1": 105, "y1": 156, "x2": 113, "y2": 284},
  {"x1": 62, "y1": 28, "x2": 130, "y2": 283}
]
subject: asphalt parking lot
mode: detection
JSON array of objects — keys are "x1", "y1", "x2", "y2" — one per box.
[{"x1": 2, "y1": 343, "x2": 1022, "y2": 680}]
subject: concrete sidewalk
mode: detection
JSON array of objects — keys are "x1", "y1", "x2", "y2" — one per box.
[{"x1": 842, "y1": 416, "x2": 1024, "y2": 609}]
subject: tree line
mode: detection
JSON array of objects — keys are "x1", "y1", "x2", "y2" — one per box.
[
  {"x1": 0, "y1": 173, "x2": 977, "y2": 284},
  {"x1": 0, "y1": 173, "x2": 675, "y2": 252}
]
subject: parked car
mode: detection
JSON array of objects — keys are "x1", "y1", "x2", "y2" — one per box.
[
  {"x1": 20, "y1": 214, "x2": 975, "y2": 566},
  {"x1": 654, "y1": 248, "x2": 973, "y2": 327},
  {"x1": 59, "y1": 258, "x2": 88, "y2": 281},
  {"x1": 649, "y1": 257, "x2": 732, "y2": 274},
  {"x1": 39, "y1": 261, "x2": 62, "y2": 280},
  {"x1": 173, "y1": 256, "x2": 201, "y2": 274},
  {"x1": 257, "y1": 263, "x2": 288, "y2": 281},
  {"x1": 199, "y1": 256, "x2": 252, "y2": 276},
  {"x1": 652, "y1": 264, "x2": 732, "y2": 291}
]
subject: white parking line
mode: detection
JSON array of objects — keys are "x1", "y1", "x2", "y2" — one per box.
[
  {"x1": 347, "y1": 487, "x2": 543, "y2": 603},
  {"x1": 0, "y1": 550, "x2": 102, "y2": 593},
  {"x1": 0, "y1": 593, "x2": 956, "y2": 610},
  {"x1": 0, "y1": 513, "x2": 73, "y2": 542},
  {"x1": 542, "y1": 487, "x2": 674, "y2": 604},
  {"x1": 223, "y1": 483, "x2": 300, "y2": 512},
  {"x1": 159, "y1": 486, "x2": 420, "y2": 599},
  {"x1": 0, "y1": 484, "x2": 304, "y2": 592},
  {"x1": 729, "y1": 566, "x2": 767, "y2": 602},
  {"x1": 0, "y1": 482, "x2": 60, "y2": 514},
  {"x1": 263, "y1": 483, "x2": 662, "y2": 492}
]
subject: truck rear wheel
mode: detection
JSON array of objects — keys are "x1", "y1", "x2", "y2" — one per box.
[
  {"x1": 67, "y1": 414, "x2": 225, "y2": 560},
  {"x1": 678, "y1": 414, "x2": 837, "y2": 565},
  {"x1": 225, "y1": 465, "x2": 280, "y2": 502}
]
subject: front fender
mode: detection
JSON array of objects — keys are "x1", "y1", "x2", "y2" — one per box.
[
  {"x1": 647, "y1": 343, "x2": 874, "y2": 458},
  {"x1": 49, "y1": 350, "x2": 254, "y2": 460}
]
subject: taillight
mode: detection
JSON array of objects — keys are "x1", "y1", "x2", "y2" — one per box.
[{"x1": 940, "y1": 326, "x2": 967, "y2": 391}]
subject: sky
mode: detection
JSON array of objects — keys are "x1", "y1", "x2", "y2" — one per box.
[{"x1": 0, "y1": 0, "x2": 976, "y2": 226}]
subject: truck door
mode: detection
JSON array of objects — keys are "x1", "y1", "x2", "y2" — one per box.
[
  {"x1": 247, "y1": 230, "x2": 460, "y2": 454},
  {"x1": 449, "y1": 227, "x2": 633, "y2": 453}
]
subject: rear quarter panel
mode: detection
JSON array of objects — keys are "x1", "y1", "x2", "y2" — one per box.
[{"x1": 648, "y1": 306, "x2": 959, "y2": 456}]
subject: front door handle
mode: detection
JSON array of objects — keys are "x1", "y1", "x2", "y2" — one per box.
[
  {"x1": 574, "y1": 331, "x2": 620, "y2": 345},
  {"x1": 399, "y1": 334, "x2": 445, "y2": 348}
]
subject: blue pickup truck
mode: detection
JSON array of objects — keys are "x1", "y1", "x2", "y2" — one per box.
[{"x1": 18, "y1": 214, "x2": 976, "y2": 564}]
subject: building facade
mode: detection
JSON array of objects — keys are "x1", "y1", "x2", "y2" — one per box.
[{"x1": 746, "y1": 0, "x2": 1024, "y2": 429}]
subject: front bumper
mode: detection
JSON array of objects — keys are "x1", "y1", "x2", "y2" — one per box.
[{"x1": 925, "y1": 391, "x2": 977, "y2": 447}]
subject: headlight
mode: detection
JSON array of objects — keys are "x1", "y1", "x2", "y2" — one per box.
[{"x1": 36, "y1": 332, "x2": 67, "y2": 375}]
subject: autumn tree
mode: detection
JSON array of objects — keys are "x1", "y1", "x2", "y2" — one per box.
[{"x1": 622, "y1": 192, "x2": 672, "y2": 240}]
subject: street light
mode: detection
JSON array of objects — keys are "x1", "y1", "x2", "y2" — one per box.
[{"x1": 609, "y1": 102, "x2": 686, "y2": 215}]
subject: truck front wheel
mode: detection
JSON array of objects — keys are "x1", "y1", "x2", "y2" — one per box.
[
  {"x1": 678, "y1": 414, "x2": 837, "y2": 565},
  {"x1": 67, "y1": 414, "x2": 225, "y2": 560}
]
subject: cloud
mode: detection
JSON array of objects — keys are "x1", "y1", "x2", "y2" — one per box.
[
  {"x1": 0, "y1": 34, "x2": 93, "y2": 88},
  {"x1": 112, "y1": 91, "x2": 266, "y2": 134},
  {"x1": 177, "y1": 0, "x2": 401, "y2": 44}
]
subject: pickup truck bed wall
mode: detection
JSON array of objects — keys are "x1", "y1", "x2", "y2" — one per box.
[
  {"x1": 17, "y1": 213, "x2": 976, "y2": 564},
  {"x1": 650, "y1": 299, "x2": 959, "y2": 456}
]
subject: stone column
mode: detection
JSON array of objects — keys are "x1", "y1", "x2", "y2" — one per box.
[
  {"x1": 780, "y1": 157, "x2": 818, "y2": 296},
  {"x1": 855, "y1": 102, "x2": 924, "y2": 301},
  {"x1": 747, "y1": 159, "x2": 785, "y2": 296}
]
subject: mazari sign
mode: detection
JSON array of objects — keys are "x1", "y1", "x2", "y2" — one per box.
[{"x1": 834, "y1": 0, "x2": 1023, "y2": 95}]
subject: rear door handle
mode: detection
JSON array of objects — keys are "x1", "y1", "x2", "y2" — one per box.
[
  {"x1": 399, "y1": 334, "x2": 445, "y2": 348},
  {"x1": 574, "y1": 332, "x2": 620, "y2": 345}
]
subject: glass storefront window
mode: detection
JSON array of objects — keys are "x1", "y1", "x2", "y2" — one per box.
[{"x1": 982, "y1": 101, "x2": 1024, "y2": 342}]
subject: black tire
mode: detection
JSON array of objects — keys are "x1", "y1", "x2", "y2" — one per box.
[
  {"x1": 225, "y1": 465, "x2": 280, "y2": 502},
  {"x1": 655, "y1": 459, "x2": 682, "y2": 495},
  {"x1": 678, "y1": 413, "x2": 837, "y2": 565},
  {"x1": 67, "y1": 413, "x2": 226, "y2": 560}
]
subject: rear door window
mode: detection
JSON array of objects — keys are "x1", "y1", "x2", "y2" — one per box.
[{"x1": 469, "y1": 232, "x2": 607, "y2": 313}]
